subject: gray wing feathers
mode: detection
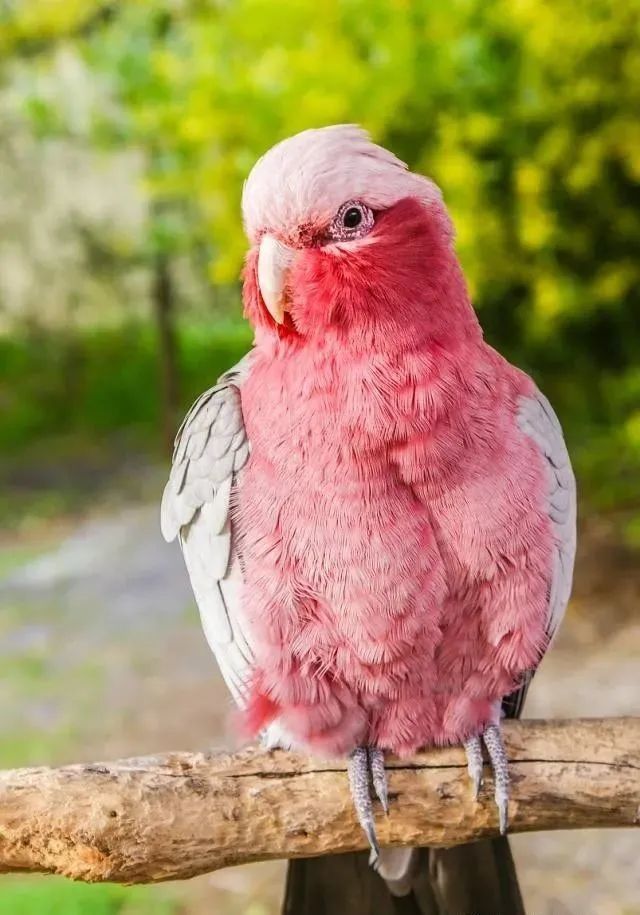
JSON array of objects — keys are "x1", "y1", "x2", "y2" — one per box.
[
  {"x1": 502, "y1": 391, "x2": 576, "y2": 722},
  {"x1": 160, "y1": 356, "x2": 253, "y2": 707},
  {"x1": 517, "y1": 389, "x2": 577, "y2": 647}
]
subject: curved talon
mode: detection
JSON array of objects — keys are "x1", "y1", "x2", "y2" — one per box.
[
  {"x1": 369, "y1": 747, "x2": 389, "y2": 814},
  {"x1": 464, "y1": 725, "x2": 510, "y2": 833},
  {"x1": 364, "y1": 822, "x2": 380, "y2": 862},
  {"x1": 463, "y1": 735, "x2": 483, "y2": 799},
  {"x1": 482, "y1": 724, "x2": 510, "y2": 834}
]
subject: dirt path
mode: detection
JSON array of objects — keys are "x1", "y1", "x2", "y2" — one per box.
[{"x1": 1, "y1": 504, "x2": 638, "y2": 914}]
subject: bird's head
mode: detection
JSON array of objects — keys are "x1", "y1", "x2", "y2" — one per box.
[{"x1": 241, "y1": 125, "x2": 478, "y2": 347}]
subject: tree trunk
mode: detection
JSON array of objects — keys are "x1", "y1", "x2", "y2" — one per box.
[{"x1": 152, "y1": 252, "x2": 179, "y2": 452}]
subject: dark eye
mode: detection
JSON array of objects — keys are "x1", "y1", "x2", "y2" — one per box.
[
  {"x1": 343, "y1": 207, "x2": 362, "y2": 229},
  {"x1": 328, "y1": 200, "x2": 374, "y2": 242}
]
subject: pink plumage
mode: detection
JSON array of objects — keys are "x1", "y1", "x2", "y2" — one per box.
[
  {"x1": 162, "y1": 126, "x2": 575, "y2": 873},
  {"x1": 236, "y1": 148, "x2": 553, "y2": 757}
]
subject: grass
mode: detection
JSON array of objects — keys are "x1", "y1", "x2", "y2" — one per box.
[
  {"x1": 0, "y1": 542, "x2": 182, "y2": 913},
  {"x1": 0, "y1": 878, "x2": 178, "y2": 915},
  {"x1": 0, "y1": 622, "x2": 103, "y2": 769},
  {"x1": 0, "y1": 544, "x2": 48, "y2": 578}
]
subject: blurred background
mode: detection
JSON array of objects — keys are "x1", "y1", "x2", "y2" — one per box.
[{"x1": 0, "y1": 1, "x2": 639, "y2": 913}]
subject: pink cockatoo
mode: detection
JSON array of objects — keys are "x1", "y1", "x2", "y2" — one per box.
[{"x1": 161, "y1": 125, "x2": 576, "y2": 906}]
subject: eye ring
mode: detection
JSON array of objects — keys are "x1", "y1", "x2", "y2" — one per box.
[{"x1": 328, "y1": 200, "x2": 374, "y2": 242}]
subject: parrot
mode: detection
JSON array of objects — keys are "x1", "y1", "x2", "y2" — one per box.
[{"x1": 161, "y1": 125, "x2": 576, "y2": 913}]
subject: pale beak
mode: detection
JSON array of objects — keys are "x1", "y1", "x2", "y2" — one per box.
[{"x1": 257, "y1": 234, "x2": 296, "y2": 324}]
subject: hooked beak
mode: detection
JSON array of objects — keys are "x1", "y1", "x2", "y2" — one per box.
[{"x1": 257, "y1": 234, "x2": 295, "y2": 324}]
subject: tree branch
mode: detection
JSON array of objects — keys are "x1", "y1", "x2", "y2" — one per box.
[{"x1": 0, "y1": 718, "x2": 638, "y2": 884}]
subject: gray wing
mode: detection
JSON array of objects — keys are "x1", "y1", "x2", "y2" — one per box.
[
  {"x1": 160, "y1": 355, "x2": 253, "y2": 707},
  {"x1": 503, "y1": 389, "x2": 577, "y2": 718}
]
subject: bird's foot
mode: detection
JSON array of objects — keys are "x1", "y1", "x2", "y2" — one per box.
[
  {"x1": 463, "y1": 732, "x2": 484, "y2": 799},
  {"x1": 347, "y1": 746, "x2": 388, "y2": 864},
  {"x1": 464, "y1": 723, "x2": 510, "y2": 834}
]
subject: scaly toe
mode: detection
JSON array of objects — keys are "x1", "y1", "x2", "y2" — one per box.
[
  {"x1": 482, "y1": 724, "x2": 510, "y2": 834},
  {"x1": 369, "y1": 747, "x2": 389, "y2": 814},
  {"x1": 348, "y1": 747, "x2": 380, "y2": 858},
  {"x1": 463, "y1": 734, "x2": 484, "y2": 799},
  {"x1": 497, "y1": 793, "x2": 509, "y2": 835}
]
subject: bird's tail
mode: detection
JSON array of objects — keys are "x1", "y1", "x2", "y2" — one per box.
[{"x1": 281, "y1": 838, "x2": 525, "y2": 915}]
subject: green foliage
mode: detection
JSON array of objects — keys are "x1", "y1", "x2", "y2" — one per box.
[
  {"x1": 81, "y1": 0, "x2": 419, "y2": 278},
  {"x1": 0, "y1": 0, "x2": 102, "y2": 56},
  {"x1": 3, "y1": 0, "x2": 640, "y2": 521},
  {"x1": 0, "y1": 321, "x2": 251, "y2": 452},
  {"x1": 0, "y1": 878, "x2": 176, "y2": 915}
]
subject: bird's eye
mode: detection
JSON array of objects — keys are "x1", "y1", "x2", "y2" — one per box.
[
  {"x1": 327, "y1": 200, "x2": 374, "y2": 242},
  {"x1": 343, "y1": 207, "x2": 362, "y2": 229}
]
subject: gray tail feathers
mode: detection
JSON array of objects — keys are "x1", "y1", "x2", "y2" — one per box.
[{"x1": 282, "y1": 838, "x2": 525, "y2": 915}]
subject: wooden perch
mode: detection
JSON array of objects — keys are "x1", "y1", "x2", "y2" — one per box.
[{"x1": 0, "y1": 718, "x2": 638, "y2": 884}]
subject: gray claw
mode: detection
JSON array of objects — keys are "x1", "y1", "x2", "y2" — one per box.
[
  {"x1": 369, "y1": 747, "x2": 389, "y2": 814},
  {"x1": 365, "y1": 825, "x2": 380, "y2": 863},
  {"x1": 463, "y1": 735, "x2": 484, "y2": 799},
  {"x1": 497, "y1": 795, "x2": 509, "y2": 835},
  {"x1": 482, "y1": 724, "x2": 510, "y2": 834}
]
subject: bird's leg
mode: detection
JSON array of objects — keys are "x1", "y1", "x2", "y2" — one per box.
[
  {"x1": 347, "y1": 746, "x2": 389, "y2": 863},
  {"x1": 464, "y1": 723, "x2": 510, "y2": 834},
  {"x1": 482, "y1": 723, "x2": 510, "y2": 834}
]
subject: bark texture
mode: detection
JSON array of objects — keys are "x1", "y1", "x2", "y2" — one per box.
[{"x1": 0, "y1": 718, "x2": 637, "y2": 884}]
